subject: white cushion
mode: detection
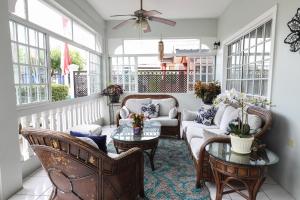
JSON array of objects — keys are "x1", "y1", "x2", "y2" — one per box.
[
  {"x1": 120, "y1": 106, "x2": 130, "y2": 119},
  {"x1": 185, "y1": 123, "x2": 218, "y2": 143},
  {"x1": 150, "y1": 116, "x2": 178, "y2": 126},
  {"x1": 125, "y1": 98, "x2": 151, "y2": 114},
  {"x1": 77, "y1": 137, "x2": 99, "y2": 149},
  {"x1": 152, "y1": 98, "x2": 176, "y2": 116},
  {"x1": 169, "y1": 107, "x2": 178, "y2": 119},
  {"x1": 203, "y1": 128, "x2": 227, "y2": 140},
  {"x1": 70, "y1": 124, "x2": 102, "y2": 136},
  {"x1": 219, "y1": 106, "x2": 239, "y2": 131},
  {"x1": 181, "y1": 121, "x2": 218, "y2": 139},
  {"x1": 213, "y1": 103, "x2": 228, "y2": 127},
  {"x1": 182, "y1": 109, "x2": 198, "y2": 121},
  {"x1": 190, "y1": 137, "x2": 205, "y2": 160}
]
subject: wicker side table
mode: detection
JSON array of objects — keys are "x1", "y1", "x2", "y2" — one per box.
[{"x1": 206, "y1": 143, "x2": 279, "y2": 200}]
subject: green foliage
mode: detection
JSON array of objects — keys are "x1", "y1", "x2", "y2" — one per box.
[
  {"x1": 50, "y1": 49, "x2": 61, "y2": 72},
  {"x1": 49, "y1": 48, "x2": 86, "y2": 73},
  {"x1": 51, "y1": 84, "x2": 69, "y2": 102},
  {"x1": 227, "y1": 120, "x2": 251, "y2": 138},
  {"x1": 70, "y1": 50, "x2": 86, "y2": 71}
]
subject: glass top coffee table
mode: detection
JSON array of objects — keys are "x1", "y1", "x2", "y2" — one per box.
[
  {"x1": 111, "y1": 121, "x2": 161, "y2": 171},
  {"x1": 206, "y1": 142, "x2": 279, "y2": 200}
]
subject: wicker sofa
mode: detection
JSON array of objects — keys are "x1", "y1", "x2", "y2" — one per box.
[
  {"x1": 116, "y1": 94, "x2": 181, "y2": 138},
  {"x1": 182, "y1": 104, "x2": 272, "y2": 188},
  {"x1": 22, "y1": 128, "x2": 144, "y2": 200}
]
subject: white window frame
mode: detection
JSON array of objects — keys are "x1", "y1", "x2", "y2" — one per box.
[
  {"x1": 9, "y1": 0, "x2": 103, "y2": 109},
  {"x1": 222, "y1": 5, "x2": 277, "y2": 99},
  {"x1": 109, "y1": 38, "x2": 217, "y2": 93}
]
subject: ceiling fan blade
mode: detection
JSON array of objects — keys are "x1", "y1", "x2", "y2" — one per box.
[
  {"x1": 112, "y1": 18, "x2": 136, "y2": 30},
  {"x1": 148, "y1": 16, "x2": 176, "y2": 26},
  {"x1": 143, "y1": 10, "x2": 162, "y2": 17},
  {"x1": 110, "y1": 14, "x2": 136, "y2": 17},
  {"x1": 143, "y1": 21, "x2": 151, "y2": 33}
]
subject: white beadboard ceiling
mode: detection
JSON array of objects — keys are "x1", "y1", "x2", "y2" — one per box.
[{"x1": 86, "y1": 0, "x2": 233, "y2": 20}]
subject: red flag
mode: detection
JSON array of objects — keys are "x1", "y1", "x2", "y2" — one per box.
[{"x1": 63, "y1": 43, "x2": 72, "y2": 75}]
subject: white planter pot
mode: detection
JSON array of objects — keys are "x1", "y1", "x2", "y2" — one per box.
[{"x1": 230, "y1": 134, "x2": 254, "y2": 154}]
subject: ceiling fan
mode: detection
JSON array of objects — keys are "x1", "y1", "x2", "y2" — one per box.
[{"x1": 111, "y1": 0, "x2": 176, "y2": 33}]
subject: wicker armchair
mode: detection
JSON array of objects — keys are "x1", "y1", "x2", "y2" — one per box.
[
  {"x1": 22, "y1": 128, "x2": 144, "y2": 200},
  {"x1": 186, "y1": 105, "x2": 272, "y2": 188}
]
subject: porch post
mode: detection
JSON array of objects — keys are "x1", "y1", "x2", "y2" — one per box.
[{"x1": 0, "y1": 1, "x2": 23, "y2": 199}]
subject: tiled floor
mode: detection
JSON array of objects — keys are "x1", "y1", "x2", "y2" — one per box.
[
  {"x1": 9, "y1": 169, "x2": 296, "y2": 200},
  {"x1": 8, "y1": 126, "x2": 296, "y2": 200}
]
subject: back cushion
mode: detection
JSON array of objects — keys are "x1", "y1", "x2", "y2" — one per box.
[
  {"x1": 219, "y1": 106, "x2": 239, "y2": 131},
  {"x1": 125, "y1": 98, "x2": 151, "y2": 114},
  {"x1": 213, "y1": 102, "x2": 228, "y2": 127},
  {"x1": 152, "y1": 98, "x2": 176, "y2": 116}
]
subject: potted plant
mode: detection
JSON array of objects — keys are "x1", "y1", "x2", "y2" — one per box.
[
  {"x1": 226, "y1": 93, "x2": 254, "y2": 154},
  {"x1": 194, "y1": 81, "x2": 221, "y2": 104},
  {"x1": 102, "y1": 84, "x2": 123, "y2": 103},
  {"x1": 130, "y1": 113, "x2": 145, "y2": 135}
]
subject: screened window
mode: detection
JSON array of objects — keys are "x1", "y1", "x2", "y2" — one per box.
[
  {"x1": 10, "y1": 21, "x2": 48, "y2": 105},
  {"x1": 89, "y1": 53, "x2": 102, "y2": 94},
  {"x1": 226, "y1": 20, "x2": 273, "y2": 97}
]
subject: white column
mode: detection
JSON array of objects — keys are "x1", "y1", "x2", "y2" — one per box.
[{"x1": 0, "y1": 1, "x2": 22, "y2": 198}]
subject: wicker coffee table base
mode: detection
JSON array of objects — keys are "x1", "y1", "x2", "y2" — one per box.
[{"x1": 113, "y1": 139, "x2": 159, "y2": 171}]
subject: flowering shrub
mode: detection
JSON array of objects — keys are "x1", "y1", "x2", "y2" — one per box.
[
  {"x1": 102, "y1": 84, "x2": 123, "y2": 96},
  {"x1": 194, "y1": 81, "x2": 221, "y2": 104}
]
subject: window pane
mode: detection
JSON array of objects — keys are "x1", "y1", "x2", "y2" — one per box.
[
  {"x1": 11, "y1": 42, "x2": 18, "y2": 63},
  {"x1": 265, "y1": 20, "x2": 272, "y2": 40},
  {"x1": 250, "y1": 30, "x2": 256, "y2": 47},
  {"x1": 18, "y1": 45, "x2": 29, "y2": 64},
  {"x1": 257, "y1": 25, "x2": 264, "y2": 44},
  {"x1": 29, "y1": 29, "x2": 38, "y2": 47},
  {"x1": 13, "y1": 65, "x2": 19, "y2": 84},
  {"x1": 28, "y1": 0, "x2": 72, "y2": 39},
  {"x1": 73, "y1": 22, "x2": 96, "y2": 50},
  {"x1": 9, "y1": 21, "x2": 17, "y2": 41},
  {"x1": 30, "y1": 48, "x2": 39, "y2": 65},
  {"x1": 8, "y1": 0, "x2": 26, "y2": 19},
  {"x1": 17, "y1": 24, "x2": 28, "y2": 44}
]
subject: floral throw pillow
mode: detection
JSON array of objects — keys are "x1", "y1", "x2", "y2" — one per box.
[
  {"x1": 195, "y1": 106, "x2": 218, "y2": 126},
  {"x1": 141, "y1": 103, "x2": 160, "y2": 118}
]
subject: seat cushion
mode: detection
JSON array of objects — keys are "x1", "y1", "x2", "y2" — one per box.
[
  {"x1": 219, "y1": 106, "x2": 239, "y2": 131},
  {"x1": 125, "y1": 98, "x2": 152, "y2": 114},
  {"x1": 152, "y1": 98, "x2": 176, "y2": 116},
  {"x1": 190, "y1": 137, "x2": 205, "y2": 160},
  {"x1": 149, "y1": 116, "x2": 178, "y2": 126},
  {"x1": 203, "y1": 128, "x2": 228, "y2": 140},
  {"x1": 185, "y1": 122, "x2": 218, "y2": 143},
  {"x1": 70, "y1": 124, "x2": 102, "y2": 136},
  {"x1": 119, "y1": 118, "x2": 132, "y2": 125},
  {"x1": 181, "y1": 121, "x2": 218, "y2": 139}
]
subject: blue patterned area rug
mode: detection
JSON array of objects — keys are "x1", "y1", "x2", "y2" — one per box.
[{"x1": 108, "y1": 139, "x2": 211, "y2": 200}]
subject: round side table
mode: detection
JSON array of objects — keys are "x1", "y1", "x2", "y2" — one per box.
[{"x1": 206, "y1": 142, "x2": 279, "y2": 200}]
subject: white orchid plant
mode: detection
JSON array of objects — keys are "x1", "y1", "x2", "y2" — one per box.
[{"x1": 213, "y1": 89, "x2": 272, "y2": 138}]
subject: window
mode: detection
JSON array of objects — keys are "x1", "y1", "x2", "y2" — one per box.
[
  {"x1": 28, "y1": 0, "x2": 72, "y2": 39},
  {"x1": 9, "y1": 0, "x2": 103, "y2": 105},
  {"x1": 188, "y1": 56, "x2": 215, "y2": 92},
  {"x1": 10, "y1": 21, "x2": 48, "y2": 105},
  {"x1": 111, "y1": 56, "x2": 136, "y2": 92},
  {"x1": 225, "y1": 20, "x2": 273, "y2": 97}
]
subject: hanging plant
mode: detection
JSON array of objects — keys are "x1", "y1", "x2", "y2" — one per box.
[{"x1": 284, "y1": 8, "x2": 300, "y2": 52}]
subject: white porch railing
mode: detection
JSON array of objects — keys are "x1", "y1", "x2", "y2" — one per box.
[{"x1": 17, "y1": 94, "x2": 104, "y2": 161}]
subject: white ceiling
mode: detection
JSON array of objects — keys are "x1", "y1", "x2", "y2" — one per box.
[{"x1": 87, "y1": 0, "x2": 233, "y2": 20}]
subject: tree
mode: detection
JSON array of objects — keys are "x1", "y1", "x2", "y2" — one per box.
[{"x1": 50, "y1": 48, "x2": 86, "y2": 76}]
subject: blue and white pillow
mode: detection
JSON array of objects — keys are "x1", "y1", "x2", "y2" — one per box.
[
  {"x1": 141, "y1": 103, "x2": 160, "y2": 118},
  {"x1": 195, "y1": 106, "x2": 218, "y2": 126}
]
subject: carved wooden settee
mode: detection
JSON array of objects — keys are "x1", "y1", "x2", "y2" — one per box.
[
  {"x1": 22, "y1": 128, "x2": 144, "y2": 200},
  {"x1": 116, "y1": 94, "x2": 181, "y2": 138}
]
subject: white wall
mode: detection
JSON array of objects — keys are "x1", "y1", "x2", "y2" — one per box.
[
  {"x1": 0, "y1": 0, "x2": 23, "y2": 199},
  {"x1": 217, "y1": 0, "x2": 300, "y2": 199}
]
